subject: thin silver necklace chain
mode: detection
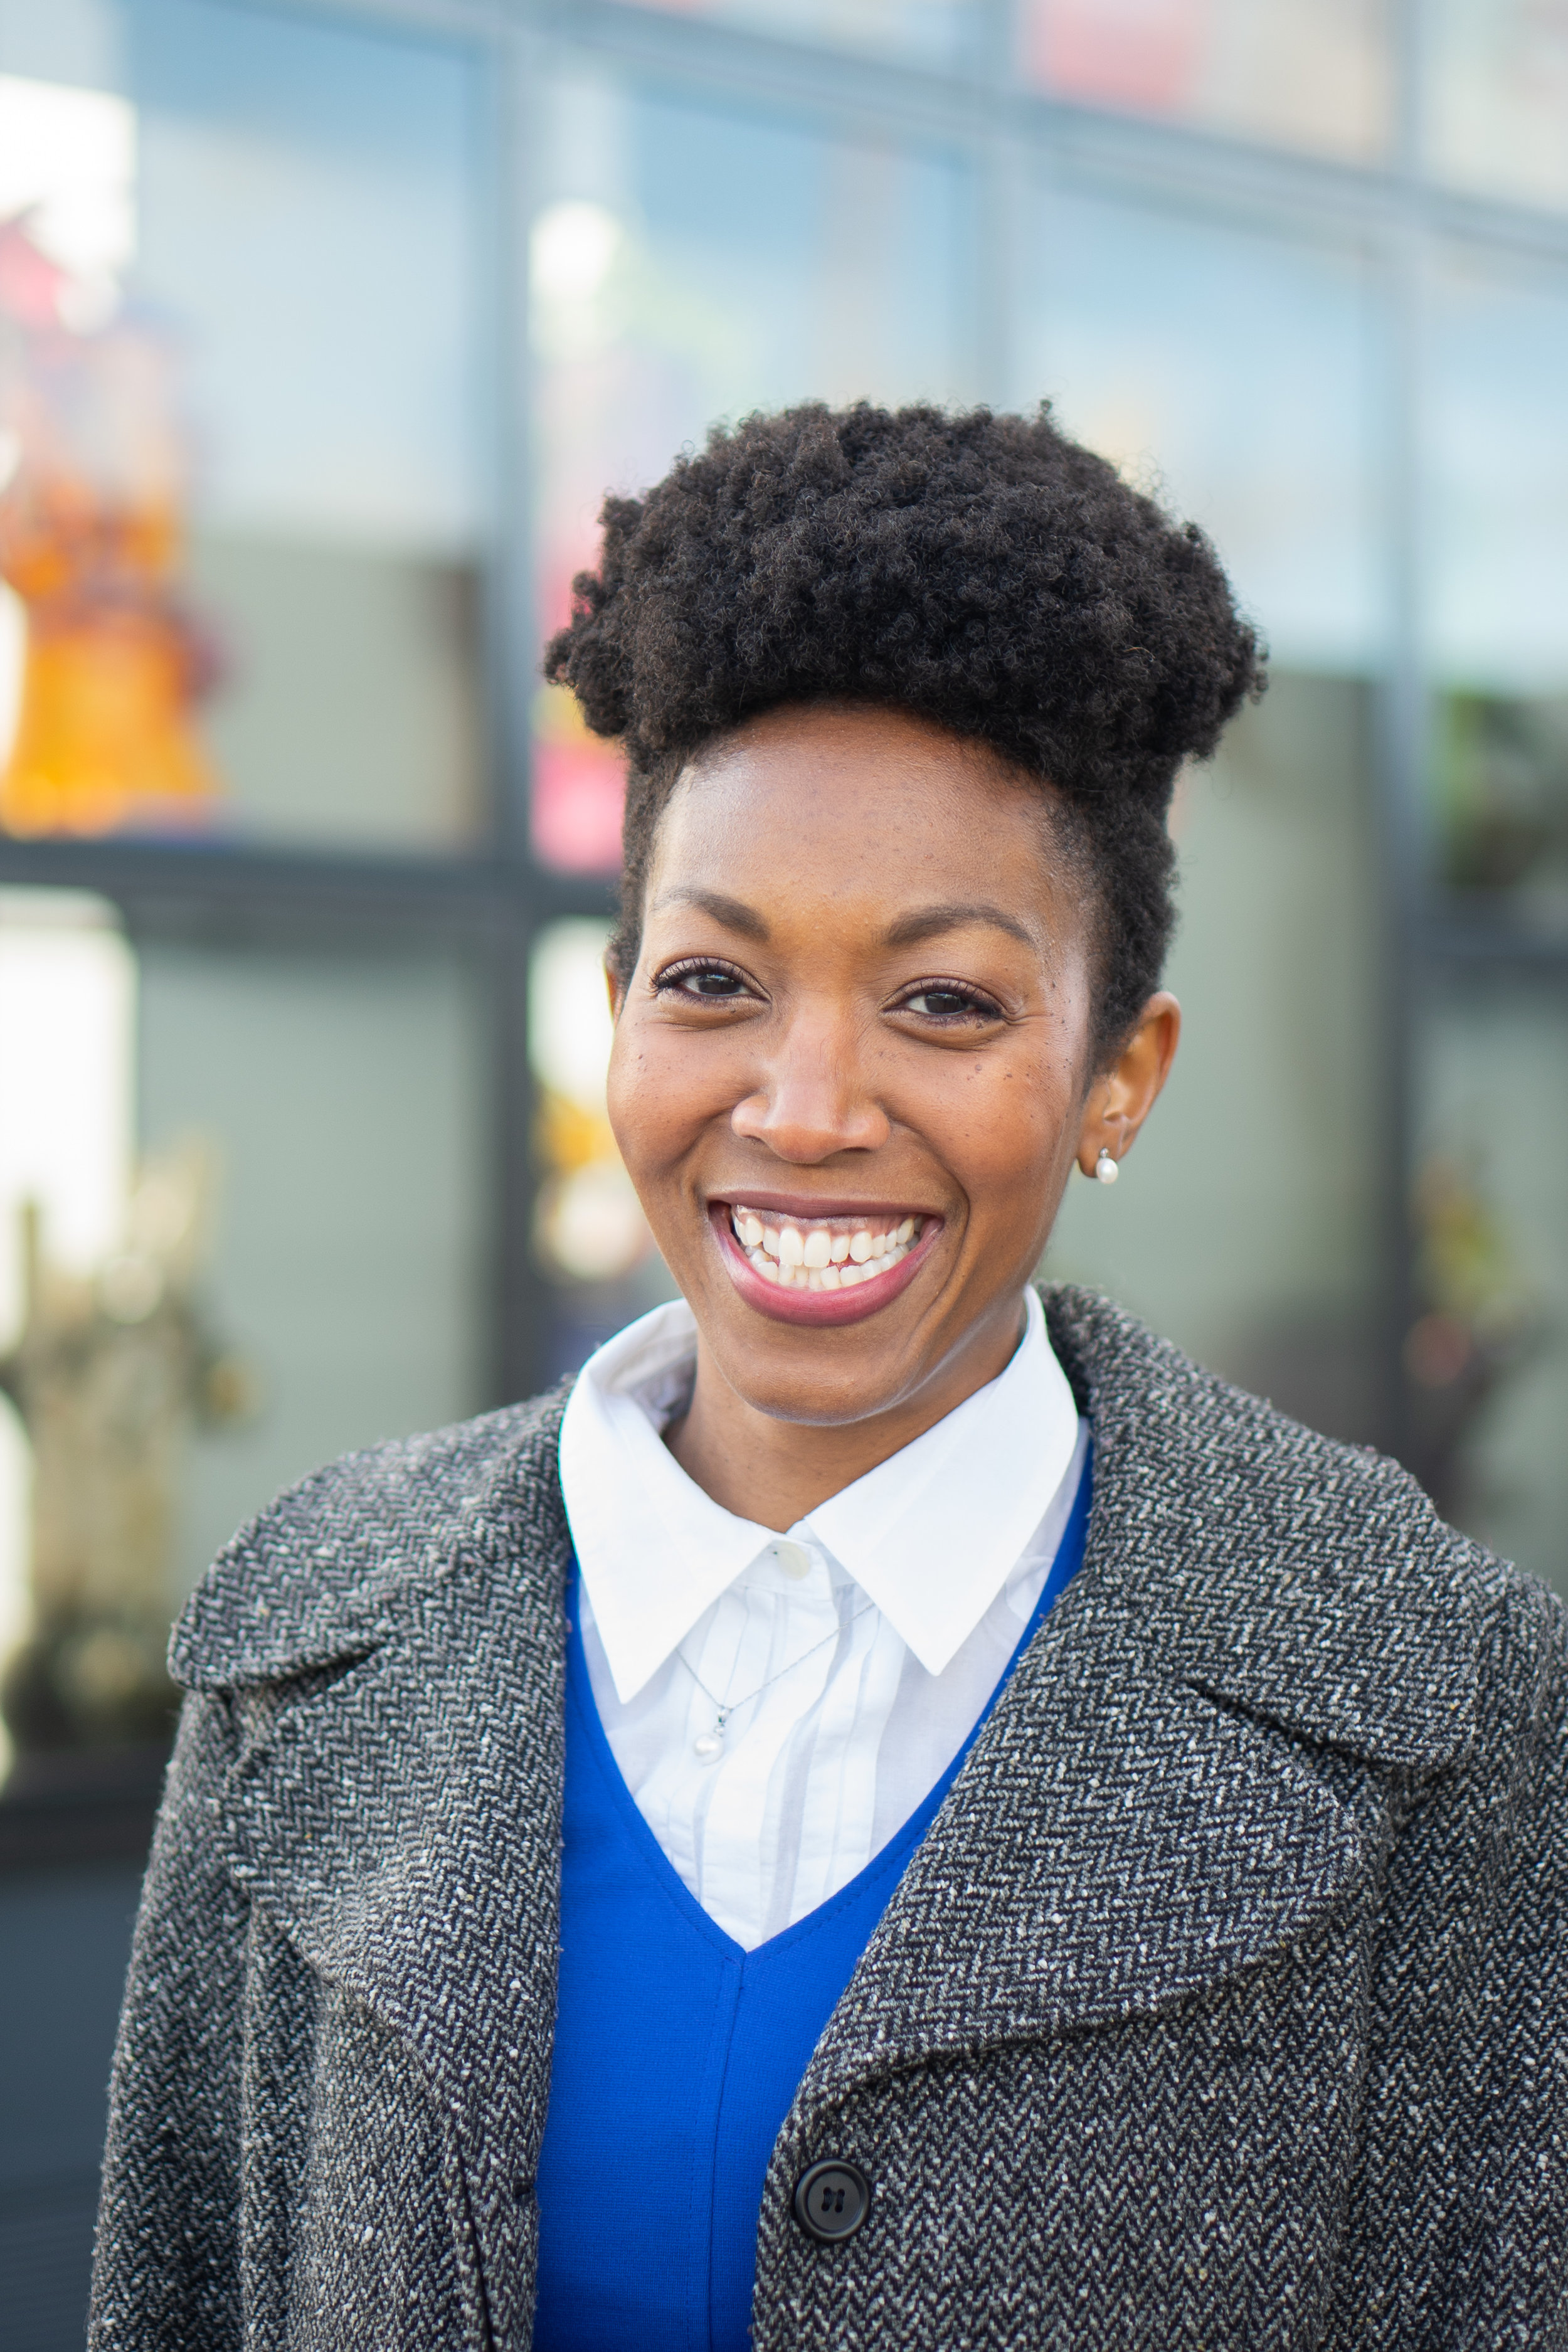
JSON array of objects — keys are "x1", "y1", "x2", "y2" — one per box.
[{"x1": 676, "y1": 1595, "x2": 879, "y2": 1760}]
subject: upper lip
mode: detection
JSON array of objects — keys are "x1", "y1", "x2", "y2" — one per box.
[{"x1": 709, "y1": 1190, "x2": 941, "y2": 1223}]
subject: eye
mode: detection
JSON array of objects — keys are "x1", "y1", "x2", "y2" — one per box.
[
  {"x1": 653, "y1": 958, "x2": 755, "y2": 1002},
  {"x1": 896, "y1": 983, "x2": 1003, "y2": 1023}
]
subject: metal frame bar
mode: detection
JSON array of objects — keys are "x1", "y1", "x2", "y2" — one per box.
[
  {"x1": 492, "y1": 11, "x2": 582, "y2": 1402},
  {"x1": 1362, "y1": 0, "x2": 1429, "y2": 1456},
  {"x1": 0, "y1": 838, "x2": 612, "y2": 931}
]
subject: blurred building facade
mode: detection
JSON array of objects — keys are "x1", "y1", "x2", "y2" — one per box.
[{"x1": 0, "y1": 0, "x2": 1565, "y2": 2338}]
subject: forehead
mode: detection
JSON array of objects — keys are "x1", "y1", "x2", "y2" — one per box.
[{"x1": 651, "y1": 706, "x2": 1064, "y2": 892}]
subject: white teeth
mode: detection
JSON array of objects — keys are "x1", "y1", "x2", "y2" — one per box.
[{"x1": 733, "y1": 1206, "x2": 926, "y2": 1289}]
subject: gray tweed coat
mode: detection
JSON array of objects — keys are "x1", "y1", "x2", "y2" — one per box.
[{"x1": 90, "y1": 1288, "x2": 1567, "y2": 2350}]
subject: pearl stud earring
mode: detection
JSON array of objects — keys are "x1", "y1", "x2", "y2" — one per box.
[{"x1": 1094, "y1": 1148, "x2": 1119, "y2": 1185}]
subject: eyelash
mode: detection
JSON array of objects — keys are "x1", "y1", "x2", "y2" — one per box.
[
  {"x1": 652, "y1": 960, "x2": 1004, "y2": 1025},
  {"x1": 652, "y1": 957, "x2": 755, "y2": 1000},
  {"x1": 893, "y1": 981, "x2": 1005, "y2": 1024}
]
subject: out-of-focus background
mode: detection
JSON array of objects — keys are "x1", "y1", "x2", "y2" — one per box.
[{"x1": 0, "y1": 0, "x2": 1564, "y2": 2334}]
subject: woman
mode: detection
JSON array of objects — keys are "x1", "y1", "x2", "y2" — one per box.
[{"x1": 92, "y1": 405, "x2": 1565, "y2": 2350}]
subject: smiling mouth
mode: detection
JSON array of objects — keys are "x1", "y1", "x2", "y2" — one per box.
[{"x1": 728, "y1": 1205, "x2": 926, "y2": 1293}]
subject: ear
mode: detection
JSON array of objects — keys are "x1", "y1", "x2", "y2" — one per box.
[
  {"x1": 1074, "y1": 992, "x2": 1180, "y2": 1179},
  {"x1": 604, "y1": 954, "x2": 625, "y2": 1025}
]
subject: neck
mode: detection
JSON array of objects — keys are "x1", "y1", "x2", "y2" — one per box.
[{"x1": 664, "y1": 1293, "x2": 1028, "y2": 1530}]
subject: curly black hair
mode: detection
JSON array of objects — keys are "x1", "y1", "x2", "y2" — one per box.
[{"x1": 544, "y1": 401, "x2": 1264, "y2": 1061}]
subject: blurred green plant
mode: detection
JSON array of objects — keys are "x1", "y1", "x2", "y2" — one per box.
[
  {"x1": 1434, "y1": 690, "x2": 1568, "y2": 900},
  {"x1": 1402, "y1": 1150, "x2": 1544, "y2": 1522}
]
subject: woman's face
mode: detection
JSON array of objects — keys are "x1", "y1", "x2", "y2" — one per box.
[{"x1": 607, "y1": 704, "x2": 1175, "y2": 1431}]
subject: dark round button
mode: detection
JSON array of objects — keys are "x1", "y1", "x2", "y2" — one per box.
[{"x1": 792, "y1": 2158, "x2": 871, "y2": 2244}]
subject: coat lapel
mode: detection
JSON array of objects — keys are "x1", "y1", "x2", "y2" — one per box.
[
  {"x1": 802, "y1": 1562, "x2": 1374, "y2": 2107},
  {"x1": 802, "y1": 1285, "x2": 1478, "y2": 2107},
  {"x1": 199, "y1": 1402, "x2": 574, "y2": 2352}
]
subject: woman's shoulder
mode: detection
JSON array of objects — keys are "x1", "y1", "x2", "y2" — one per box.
[
  {"x1": 1045, "y1": 1276, "x2": 1507, "y2": 1561},
  {"x1": 1043, "y1": 1281, "x2": 1565, "y2": 1772},
  {"x1": 168, "y1": 1378, "x2": 573, "y2": 1695}
]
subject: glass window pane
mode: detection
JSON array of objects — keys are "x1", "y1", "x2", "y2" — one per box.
[
  {"x1": 617, "y1": 0, "x2": 983, "y2": 69},
  {"x1": 0, "y1": 906, "x2": 492, "y2": 1780},
  {"x1": 1016, "y1": 186, "x2": 1388, "y2": 672},
  {"x1": 0, "y1": 1, "x2": 488, "y2": 853},
  {"x1": 1416, "y1": 990, "x2": 1568, "y2": 1601},
  {"x1": 1424, "y1": 251, "x2": 1568, "y2": 923},
  {"x1": 1018, "y1": 0, "x2": 1394, "y2": 161},
  {"x1": 139, "y1": 939, "x2": 493, "y2": 1599},
  {"x1": 1044, "y1": 675, "x2": 1385, "y2": 1444},
  {"x1": 0, "y1": 889, "x2": 139, "y2": 1765},
  {"x1": 1424, "y1": 0, "x2": 1568, "y2": 213},
  {"x1": 529, "y1": 67, "x2": 977, "y2": 872}
]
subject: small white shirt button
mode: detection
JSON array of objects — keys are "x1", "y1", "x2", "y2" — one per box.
[{"x1": 770, "y1": 1540, "x2": 813, "y2": 1580}]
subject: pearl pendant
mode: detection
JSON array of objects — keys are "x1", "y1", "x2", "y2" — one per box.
[{"x1": 693, "y1": 1729, "x2": 724, "y2": 1761}]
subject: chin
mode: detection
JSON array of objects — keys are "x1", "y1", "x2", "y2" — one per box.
[
  {"x1": 684, "y1": 1277, "x2": 944, "y2": 1428},
  {"x1": 707, "y1": 1355, "x2": 921, "y2": 1429}
]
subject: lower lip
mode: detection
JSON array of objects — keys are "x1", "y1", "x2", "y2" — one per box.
[{"x1": 711, "y1": 1207, "x2": 942, "y2": 1327}]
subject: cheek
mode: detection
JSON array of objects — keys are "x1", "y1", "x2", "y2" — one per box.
[
  {"x1": 605, "y1": 1012, "x2": 727, "y2": 1173},
  {"x1": 605, "y1": 1027, "x2": 654, "y2": 1163},
  {"x1": 947, "y1": 1049, "x2": 1073, "y2": 1153},
  {"x1": 604, "y1": 1019, "x2": 653, "y2": 1168},
  {"x1": 927, "y1": 1051, "x2": 1079, "y2": 1234}
]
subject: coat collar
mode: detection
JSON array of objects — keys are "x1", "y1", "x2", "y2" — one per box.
[
  {"x1": 171, "y1": 1386, "x2": 573, "y2": 1692},
  {"x1": 1039, "y1": 1285, "x2": 1478, "y2": 1774},
  {"x1": 170, "y1": 1290, "x2": 1481, "y2": 2331}
]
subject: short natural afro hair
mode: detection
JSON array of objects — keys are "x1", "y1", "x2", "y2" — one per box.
[{"x1": 545, "y1": 400, "x2": 1264, "y2": 1059}]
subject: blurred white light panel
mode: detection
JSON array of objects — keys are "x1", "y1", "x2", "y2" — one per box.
[
  {"x1": 0, "y1": 72, "x2": 137, "y2": 283},
  {"x1": 0, "y1": 891, "x2": 135, "y2": 1697},
  {"x1": 528, "y1": 918, "x2": 615, "y2": 1111}
]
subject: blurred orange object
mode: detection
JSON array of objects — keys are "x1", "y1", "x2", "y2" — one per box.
[
  {"x1": 0, "y1": 216, "x2": 223, "y2": 837},
  {"x1": 1, "y1": 484, "x2": 220, "y2": 835}
]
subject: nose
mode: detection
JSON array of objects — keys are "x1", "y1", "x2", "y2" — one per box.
[{"x1": 729, "y1": 1010, "x2": 890, "y2": 1163}]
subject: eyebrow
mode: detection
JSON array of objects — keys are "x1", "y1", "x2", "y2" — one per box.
[
  {"x1": 649, "y1": 889, "x2": 1037, "y2": 952},
  {"x1": 648, "y1": 887, "x2": 771, "y2": 940},
  {"x1": 881, "y1": 903, "x2": 1038, "y2": 950}
]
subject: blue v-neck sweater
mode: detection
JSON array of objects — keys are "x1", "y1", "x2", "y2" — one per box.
[{"x1": 534, "y1": 1457, "x2": 1091, "y2": 2352}]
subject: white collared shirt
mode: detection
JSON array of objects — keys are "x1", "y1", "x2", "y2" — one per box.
[{"x1": 558, "y1": 1288, "x2": 1084, "y2": 1950}]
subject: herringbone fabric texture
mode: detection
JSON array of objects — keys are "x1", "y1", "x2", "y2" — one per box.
[{"x1": 89, "y1": 1288, "x2": 1568, "y2": 2349}]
